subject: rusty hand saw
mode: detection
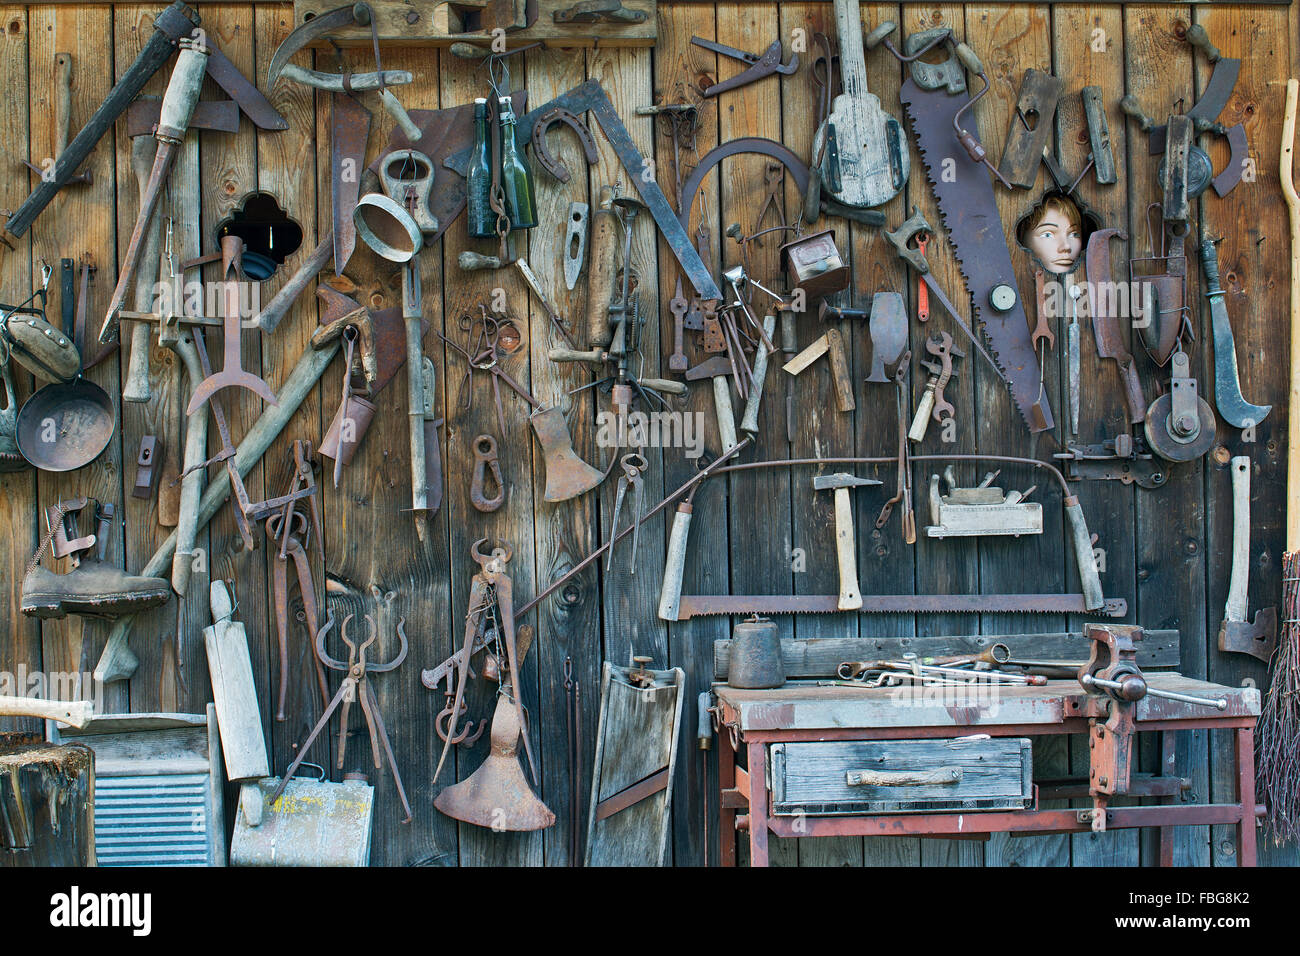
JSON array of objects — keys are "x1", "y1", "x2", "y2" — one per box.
[{"x1": 898, "y1": 34, "x2": 1052, "y2": 433}]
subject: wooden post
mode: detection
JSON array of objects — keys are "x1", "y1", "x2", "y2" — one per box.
[{"x1": 0, "y1": 738, "x2": 95, "y2": 867}]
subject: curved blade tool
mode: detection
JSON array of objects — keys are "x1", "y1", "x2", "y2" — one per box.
[{"x1": 1199, "y1": 239, "x2": 1270, "y2": 428}]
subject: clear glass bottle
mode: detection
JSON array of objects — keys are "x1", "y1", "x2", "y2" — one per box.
[
  {"x1": 497, "y1": 96, "x2": 537, "y2": 232},
  {"x1": 466, "y1": 98, "x2": 495, "y2": 238}
]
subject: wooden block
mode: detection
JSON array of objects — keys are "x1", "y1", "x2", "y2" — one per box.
[
  {"x1": 825, "y1": 327, "x2": 854, "y2": 412},
  {"x1": 290, "y1": 0, "x2": 657, "y2": 48},
  {"x1": 783, "y1": 332, "x2": 829, "y2": 375}
]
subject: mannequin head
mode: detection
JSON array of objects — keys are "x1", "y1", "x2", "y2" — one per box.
[{"x1": 1021, "y1": 194, "x2": 1083, "y2": 275}]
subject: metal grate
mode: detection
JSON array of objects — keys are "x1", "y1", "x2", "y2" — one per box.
[{"x1": 92, "y1": 773, "x2": 211, "y2": 867}]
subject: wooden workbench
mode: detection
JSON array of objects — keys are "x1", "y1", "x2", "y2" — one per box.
[
  {"x1": 714, "y1": 676, "x2": 1262, "y2": 867},
  {"x1": 0, "y1": 2, "x2": 1297, "y2": 867}
]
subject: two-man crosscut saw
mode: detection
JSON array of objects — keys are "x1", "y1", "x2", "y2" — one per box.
[
  {"x1": 446, "y1": 79, "x2": 723, "y2": 302},
  {"x1": 896, "y1": 32, "x2": 1053, "y2": 433}
]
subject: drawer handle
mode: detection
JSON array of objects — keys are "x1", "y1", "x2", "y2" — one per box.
[{"x1": 845, "y1": 768, "x2": 963, "y2": 787}]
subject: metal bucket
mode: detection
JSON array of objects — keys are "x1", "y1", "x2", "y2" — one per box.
[
  {"x1": 728, "y1": 617, "x2": 785, "y2": 689},
  {"x1": 230, "y1": 772, "x2": 374, "y2": 867}
]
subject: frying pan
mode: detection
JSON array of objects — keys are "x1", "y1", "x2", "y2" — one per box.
[{"x1": 16, "y1": 378, "x2": 115, "y2": 472}]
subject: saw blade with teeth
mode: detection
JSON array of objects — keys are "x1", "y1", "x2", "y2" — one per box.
[
  {"x1": 674, "y1": 595, "x2": 1127, "y2": 619},
  {"x1": 900, "y1": 78, "x2": 1054, "y2": 433}
]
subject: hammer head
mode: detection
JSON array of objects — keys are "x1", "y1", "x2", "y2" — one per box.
[
  {"x1": 1218, "y1": 607, "x2": 1278, "y2": 663},
  {"x1": 812, "y1": 473, "x2": 882, "y2": 491}
]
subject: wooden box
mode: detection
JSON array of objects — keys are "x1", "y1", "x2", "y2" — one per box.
[{"x1": 769, "y1": 738, "x2": 1033, "y2": 816}]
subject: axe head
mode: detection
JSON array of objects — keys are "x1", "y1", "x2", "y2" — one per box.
[
  {"x1": 1218, "y1": 607, "x2": 1278, "y2": 663},
  {"x1": 685, "y1": 356, "x2": 733, "y2": 381}
]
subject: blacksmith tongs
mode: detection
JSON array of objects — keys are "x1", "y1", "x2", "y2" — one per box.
[
  {"x1": 433, "y1": 539, "x2": 539, "y2": 787},
  {"x1": 691, "y1": 37, "x2": 798, "y2": 97},
  {"x1": 607, "y1": 453, "x2": 647, "y2": 579},
  {"x1": 271, "y1": 611, "x2": 412, "y2": 823}
]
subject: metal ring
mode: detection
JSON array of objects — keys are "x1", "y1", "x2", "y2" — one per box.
[{"x1": 353, "y1": 192, "x2": 423, "y2": 263}]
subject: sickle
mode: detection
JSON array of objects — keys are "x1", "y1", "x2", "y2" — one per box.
[
  {"x1": 677, "y1": 137, "x2": 810, "y2": 233},
  {"x1": 267, "y1": 4, "x2": 366, "y2": 89}
]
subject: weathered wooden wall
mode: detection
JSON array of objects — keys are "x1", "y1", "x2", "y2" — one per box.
[{"x1": 0, "y1": 1, "x2": 1297, "y2": 866}]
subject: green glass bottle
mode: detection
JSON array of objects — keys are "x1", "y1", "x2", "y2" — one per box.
[
  {"x1": 497, "y1": 96, "x2": 537, "y2": 232},
  {"x1": 466, "y1": 98, "x2": 495, "y2": 238}
]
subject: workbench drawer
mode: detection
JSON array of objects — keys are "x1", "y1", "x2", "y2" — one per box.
[{"x1": 769, "y1": 738, "x2": 1033, "y2": 815}]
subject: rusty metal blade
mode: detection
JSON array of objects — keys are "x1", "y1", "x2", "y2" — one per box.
[
  {"x1": 674, "y1": 594, "x2": 1127, "y2": 619},
  {"x1": 1086, "y1": 228, "x2": 1146, "y2": 424},
  {"x1": 332, "y1": 92, "x2": 371, "y2": 273},
  {"x1": 204, "y1": 42, "x2": 288, "y2": 130},
  {"x1": 900, "y1": 79, "x2": 1052, "y2": 432},
  {"x1": 125, "y1": 98, "x2": 240, "y2": 138}
]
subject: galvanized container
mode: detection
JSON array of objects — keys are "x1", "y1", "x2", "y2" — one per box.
[{"x1": 727, "y1": 617, "x2": 785, "y2": 689}]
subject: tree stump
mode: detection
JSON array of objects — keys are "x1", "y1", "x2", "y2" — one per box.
[{"x1": 0, "y1": 735, "x2": 95, "y2": 867}]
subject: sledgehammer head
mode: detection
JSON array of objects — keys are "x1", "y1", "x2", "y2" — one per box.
[
  {"x1": 1218, "y1": 607, "x2": 1278, "y2": 663},
  {"x1": 813, "y1": 473, "x2": 881, "y2": 492}
]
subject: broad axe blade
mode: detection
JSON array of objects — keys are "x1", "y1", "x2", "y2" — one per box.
[
  {"x1": 685, "y1": 355, "x2": 732, "y2": 380},
  {"x1": 125, "y1": 97, "x2": 240, "y2": 138},
  {"x1": 1218, "y1": 607, "x2": 1277, "y2": 663}
]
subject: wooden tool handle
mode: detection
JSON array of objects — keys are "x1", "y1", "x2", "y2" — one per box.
[
  {"x1": 1064, "y1": 496, "x2": 1105, "y2": 612},
  {"x1": 639, "y1": 377, "x2": 688, "y2": 396},
  {"x1": 713, "y1": 375, "x2": 738, "y2": 452},
  {"x1": 1282, "y1": 78, "x2": 1300, "y2": 551},
  {"x1": 846, "y1": 767, "x2": 961, "y2": 787},
  {"x1": 55, "y1": 53, "x2": 72, "y2": 156},
  {"x1": 123, "y1": 134, "x2": 163, "y2": 404},
  {"x1": 1225, "y1": 456, "x2": 1251, "y2": 622},
  {"x1": 909, "y1": 386, "x2": 936, "y2": 442},
  {"x1": 0, "y1": 695, "x2": 92, "y2": 728},
  {"x1": 549, "y1": 347, "x2": 604, "y2": 363},
  {"x1": 740, "y1": 314, "x2": 778, "y2": 434},
  {"x1": 657, "y1": 504, "x2": 693, "y2": 621},
  {"x1": 833, "y1": 487, "x2": 863, "y2": 610},
  {"x1": 586, "y1": 186, "x2": 619, "y2": 348}
]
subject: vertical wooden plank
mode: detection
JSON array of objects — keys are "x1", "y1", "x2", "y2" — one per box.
[
  {"x1": 1196, "y1": 2, "x2": 1298, "y2": 869},
  {"x1": 438, "y1": 49, "x2": 542, "y2": 868},
  {"x1": 712, "y1": 0, "x2": 797, "y2": 868},
  {"x1": 328, "y1": 39, "x2": 452, "y2": 866},
  {"x1": 655, "y1": 0, "x2": 727, "y2": 867},
  {"x1": 32, "y1": 3, "x2": 127, "y2": 717},
  {"x1": 784, "y1": 0, "x2": 860, "y2": 868},
  {"x1": 255, "y1": 3, "x2": 331, "y2": 781},
  {"x1": 1123, "y1": 3, "x2": 1209, "y2": 867},
  {"x1": 112, "y1": 3, "x2": 202, "y2": 717},
  {"x1": 963, "y1": 2, "x2": 1069, "y2": 869},
  {"x1": 525, "y1": 43, "x2": 594, "y2": 868},
  {"x1": 898, "y1": 0, "x2": 982, "y2": 870},
  {"x1": 1050, "y1": 3, "x2": 1140, "y2": 869},
  {"x1": 587, "y1": 47, "x2": 667, "y2": 672},
  {"x1": 0, "y1": 7, "x2": 40, "y2": 734}
]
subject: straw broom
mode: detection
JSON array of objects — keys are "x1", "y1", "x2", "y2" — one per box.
[{"x1": 1258, "y1": 77, "x2": 1300, "y2": 844}]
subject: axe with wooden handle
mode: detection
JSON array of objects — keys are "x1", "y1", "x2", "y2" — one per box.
[
  {"x1": 1218, "y1": 456, "x2": 1277, "y2": 662},
  {"x1": 0, "y1": 695, "x2": 92, "y2": 728}
]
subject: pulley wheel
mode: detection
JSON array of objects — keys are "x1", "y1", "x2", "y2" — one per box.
[
  {"x1": 1144, "y1": 392, "x2": 1216, "y2": 462},
  {"x1": 1157, "y1": 146, "x2": 1214, "y2": 200},
  {"x1": 16, "y1": 379, "x2": 115, "y2": 472}
]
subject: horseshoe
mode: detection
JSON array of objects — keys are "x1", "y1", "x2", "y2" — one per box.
[{"x1": 530, "y1": 107, "x2": 600, "y2": 183}]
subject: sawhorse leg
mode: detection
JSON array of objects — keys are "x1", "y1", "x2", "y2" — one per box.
[
  {"x1": 719, "y1": 730, "x2": 737, "y2": 868},
  {"x1": 1236, "y1": 724, "x2": 1257, "y2": 867},
  {"x1": 746, "y1": 741, "x2": 769, "y2": 867},
  {"x1": 1158, "y1": 731, "x2": 1175, "y2": 866}
]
